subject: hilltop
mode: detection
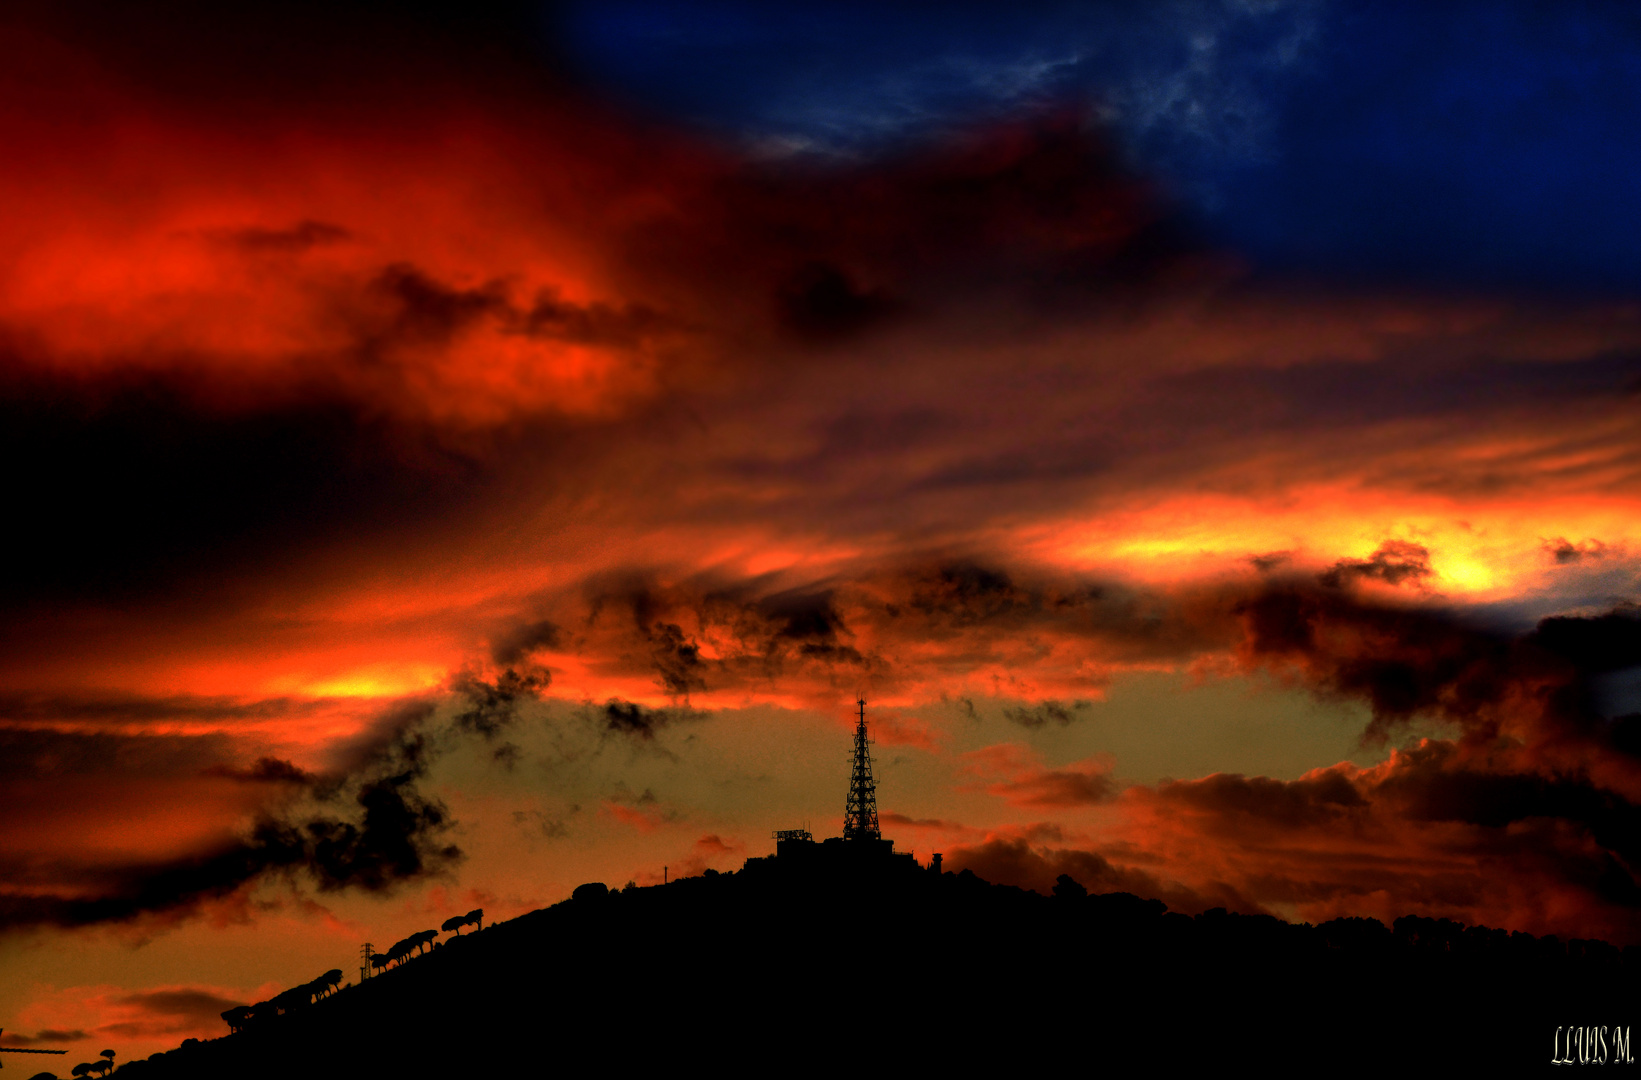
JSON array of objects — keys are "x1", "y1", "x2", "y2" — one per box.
[{"x1": 94, "y1": 856, "x2": 1639, "y2": 1076}]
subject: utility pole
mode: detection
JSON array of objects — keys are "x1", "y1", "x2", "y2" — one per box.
[{"x1": 360, "y1": 942, "x2": 375, "y2": 983}]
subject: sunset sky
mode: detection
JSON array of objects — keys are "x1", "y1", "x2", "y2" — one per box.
[{"x1": 6, "y1": 0, "x2": 1641, "y2": 1061}]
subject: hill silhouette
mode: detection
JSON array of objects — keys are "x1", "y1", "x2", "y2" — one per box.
[{"x1": 90, "y1": 853, "x2": 1641, "y2": 1076}]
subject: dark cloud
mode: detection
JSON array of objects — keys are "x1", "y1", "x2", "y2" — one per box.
[
  {"x1": 903, "y1": 564, "x2": 1039, "y2": 627},
  {"x1": 0, "y1": 702, "x2": 460, "y2": 933},
  {"x1": 1237, "y1": 584, "x2": 1641, "y2": 758},
  {"x1": 600, "y1": 699, "x2": 692, "y2": 741},
  {"x1": 302, "y1": 726, "x2": 460, "y2": 893},
  {"x1": 490, "y1": 619, "x2": 563, "y2": 666},
  {"x1": 1171, "y1": 589, "x2": 1641, "y2": 928},
  {"x1": 1319, "y1": 540, "x2": 1433, "y2": 589},
  {"x1": 116, "y1": 988, "x2": 246, "y2": 1028},
  {"x1": 813, "y1": 110, "x2": 1175, "y2": 294},
  {"x1": 991, "y1": 765, "x2": 1113, "y2": 808},
  {"x1": 1157, "y1": 770, "x2": 1367, "y2": 829},
  {"x1": 368, "y1": 264, "x2": 512, "y2": 348},
  {"x1": 714, "y1": 108, "x2": 1173, "y2": 287},
  {"x1": 1002, "y1": 699, "x2": 1091, "y2": 729},
  {"x1": 553, "y1": 558, "x2": 1641, "y2": 762},
  {"x1": 0, "y1": 360, "x2": 490, "y2": 616},
  {"x1": 0, "y1": 256, "x2": 684, "y2": 637},
  {"x1": 364, "y1": 263, "x2": 685, "y2": 355},
  {"x1": 521, "y1": 288, "x2": 678, "y2": 347},
  {"x1": 879, "y1": 811, "x2": 966, "y2": 831},
  {"x1": 512, "y1": 806, "x2": 577, "y2": 839},
  {"x1": 1234, "y1": 584, "x2": 1520, "y2": 746},
  {"x1": 203, "y1": 757, "x2": 315, "y2": 785},
  {"x1": 0, "y1": 727, "x2": 235, "y2": 781},
  {"x1": 0, "y1": 691, "x2": 343, "y2": 727},
  {"x1": 15, "y1": 1, "x2": 565, "y2": 118},
  {"x1": 877, "y1": 562, "x2": 1202, "y2": 666},
  {"x1": 757, "y1": 589, "x2": 861, "y2": 663},
  {"x1": 1, "y1": 1028, "x2": 88, "y2": 1046},
  {"x1": 606, "y1": 785, "x2": 658, "y2": 807},
  {"x1": 1148, "y1": 351, "x2": 1641, "y2": 449},
  {"x1": 212, "y1": 219, "x2": 352, "y2": 254},
  {"x1": 449, "y1": 666, "x2": 550, "y2": 740},
  {"x1": 1374, "y1": 741, "x2": 1641, "y2": 866},
  {"x1": 1528, "y1": 607, "x2": 1641, "y2": 678},
  {"x1": 961, "y1": 746, "x2": 1115, "y2": 809},
  {"x1": 574, "y1": 579, "x2": 872, "y2": 698},
  {"x1": 0, "y1": 1024, "x2": 90, "y2": 1043},
  {"x1": 944, "y1": 836, "x2": 1258, "y2": 915},
  {"x1": 646, "y1": 622, "x2": 707, "y2": 698},
  {"x1": 1127, "y1": 738, "x2": 1641, "y2": 939},
  {"x1": 1546, "y1": 537, "x2": 1611, "y2": 564},
  {"x1": 775, "y1": 261, "x2": 899, "y2": 341}
]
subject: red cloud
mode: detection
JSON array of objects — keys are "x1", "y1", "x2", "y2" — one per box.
[
  {"x1": 1105, "y1": 737, "x2": 1641, "y2": 943},
  {"x1": 960, "y1": 744, "x2": 1116, "y2": 808}
]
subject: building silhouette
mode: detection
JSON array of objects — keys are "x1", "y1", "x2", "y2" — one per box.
[{"x1": 745, "y1": 698, "x2": 923, "y2": 876}]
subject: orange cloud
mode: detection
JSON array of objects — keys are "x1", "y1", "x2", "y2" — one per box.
[{"x1": 960, "y1": 744, "x2": 1117, "y2": 809}]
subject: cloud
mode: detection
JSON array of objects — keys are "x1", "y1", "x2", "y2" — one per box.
[
  {"x1": 0, "y1": 700, "x2": 461, "y2": 933},
  {"x1": 0, "y1": 728, "x2": 239, "y2": 781},
  {"x1": 1, "y1": 1028, "x2": 89, "y2": 1046},
  {"x1": 1319, "y1": 540, "x2": 1433, "y2": 590},
  {"x1": 109, "y1": 988, "x2": 247, "y2": 1033},
  {"x1": 449, "y1": 666, "x2": 551, "y2": 740},
  {"x1": 1111, "y1": 740, "x2": 1641, "y2": 943},
  {"x1": 555, "y1": 578, "x2": 876, "y2": 703},
  {"x1": 601, "y1": 790, "x2": 677, "y2": 834},
  {"x1": 1236, "y1": 585, "x2": 1641, "y2": 754},
  {"x1": 520, "y1": 288, "x2": 680, "y2": 348},
  {"x1": 942, "y1": 835, "x2": 1257, "y2": 915},
  {"x1": 775, "y1": 261, "x2": 900, "y2": 341},
  {"x1": 0, "y1": 692, "x2": 346, "y2": 728},
  {"x1": 489, "y1": 619, "x2": 563, "y2": 666},
  {"x1": 1001, "y1": 699, "x2": 1092, "y2": 728},
  {"x1": 492, "y1": 553, "x2": 1639, "y2": 728},
  {"x1": 1073, "y1": 586, "x2": 1641, "y2": 942},
  {"x1": 11, "y1": 981, "x2": 265, "y2": 1057},
  {"x1": 1546, "y1": 538, "x2": 1610, "y2": 565},
  {"x1": 0, "y1": 360, "x2": 491, "y2": 615},
  {"x1": 512, "y1": 806, "x2": 578, "y2": 840},
  {"x1": 598, "y1": 699, "x2": 700, "y2": 741},
  {"x1": 208, "y1": 219, "x2": 352, "y2": 255},
  {"x1": 646, "y1": 622, "x2": 708, "y2": 698},
  {"x1": 879, "y1": 812, "x2": 974, "y2": 834},
  {"x1": 1154, "y1": 768, "x2": 1366, "y2": 829},
  {"x1": 662, "y1": 833, "x2": 747, "y2": 879},
  {"x1": 961, "y1": 744, "x2": 1116, "y2": 808},
  {"x1": 202, "y1": 757, "x2": 315, "y2": 785}
]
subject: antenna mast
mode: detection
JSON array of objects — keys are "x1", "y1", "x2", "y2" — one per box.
[{"x1": 842, "y1": 697, "x2": 881, "y2": 841}]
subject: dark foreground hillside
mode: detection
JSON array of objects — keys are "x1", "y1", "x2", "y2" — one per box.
[{"x1": 108, "y1": 862, "x2": 1640, "y2": 1076}]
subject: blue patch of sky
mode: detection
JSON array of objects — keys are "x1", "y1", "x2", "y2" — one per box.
[{"x1": 555, "y1": 0, "x2": 1641, "y2": 292}]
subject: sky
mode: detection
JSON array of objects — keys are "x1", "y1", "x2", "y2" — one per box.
[{"x1": 5, "y1": 0, "x2": 1641, "y2": 1062}]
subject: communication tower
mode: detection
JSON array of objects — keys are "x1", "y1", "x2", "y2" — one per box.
[{"x1": 841, "y1": 697, "x2": 880, "y2": 841}]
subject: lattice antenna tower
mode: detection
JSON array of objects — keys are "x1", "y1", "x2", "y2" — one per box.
[{"x1": 842, "y1": 696, "x2": 880, "y2": 841}]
